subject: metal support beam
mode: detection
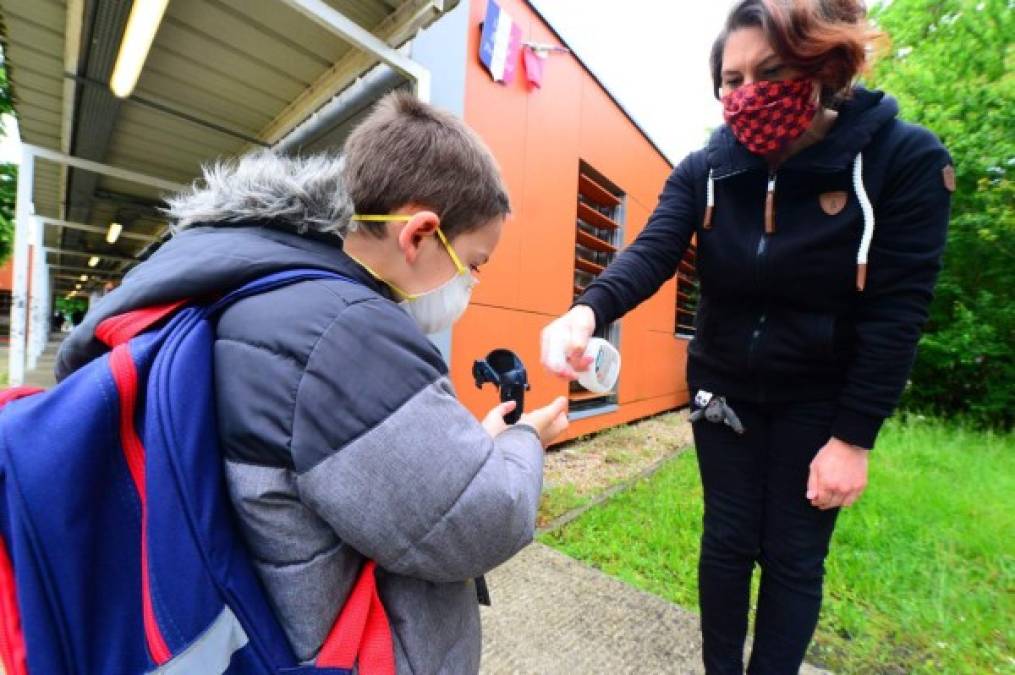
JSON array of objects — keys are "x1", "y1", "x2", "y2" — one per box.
[
  {"x1": 48, "y1": 264, "x2": 125, "y2": 277},
  {"x1": 41, "y1": 218, "x2": 158, "y2": 243},
  {"x1": 67, "y1": 74, "x2": 271, "y2": 148},
  {"x1": 274, "y1": 63, "x2": 405, "y2": 154},
  {"x1": 44, "y1": 247, "x2": 138, "y2": 265},
  {"x1": 54, "y1": 274, "x2": 114, "y2": 283},
  {"x1": 24, "y1": 144, "x2": 187, "y2": 194},
  {"x1": 59, "y1": 0, "x2": 85, "y2": 222},
  {"x1": 93, "y1": 189, "x2": 171, "y2": 212},
  {"x1": 265, "y1": 0, "x2": 446, "y2": 146},
  {"x1": 277, "y1": 0, "x2": 432, "y2": 103}
]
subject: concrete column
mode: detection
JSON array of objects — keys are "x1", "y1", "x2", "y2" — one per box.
[
  {"x1": 28, "y1": 233, "x2": 50, "y2": 370},
  {"x1": 8, "y1": 148, "x2": 34, "y2": 386}
]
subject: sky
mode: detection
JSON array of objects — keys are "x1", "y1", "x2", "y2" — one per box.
[
  {"x1": 0, "y1": 44, "x2": 16, "y2": 164},
  {"x1": 0, "y1": 2, "x2": 738, "y2": 167},
  {"x1": 0, "y1": 114, "x2": 20, "y2": 164},
  {"x1": 530, "y1": 0, "x2": 737, "y2": 164}
]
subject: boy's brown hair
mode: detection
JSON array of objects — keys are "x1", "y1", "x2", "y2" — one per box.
[{"x1": 341, "y1": 90, "x2": 510, "y2": 239}]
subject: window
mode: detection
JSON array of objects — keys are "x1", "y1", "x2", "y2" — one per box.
[
  {"x1": 572, "y1": 162, "x2": 624, "y2": 414},
  {"x1": 675, "y1": 243, "x2": 699, "y2": 339},
  {"x1": 0, "y1": 291, "x2": 10, "y2": 340}
]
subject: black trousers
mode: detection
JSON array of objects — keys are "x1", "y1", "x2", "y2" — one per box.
[{"x1": 692, "y1": 397, "x2": 840, "y2": 674}]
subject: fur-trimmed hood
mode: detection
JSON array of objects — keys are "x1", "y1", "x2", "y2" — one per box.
[
  {"x1": 54, "y1": 151, "x2": 396, "y2": 380},
  {"x1": 165, "y1": 151, "x2": 354, "y2": 235}
]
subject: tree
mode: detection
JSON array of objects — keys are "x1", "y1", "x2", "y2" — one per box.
[
  {"x1": 0, "y1": 163, "x2": 13, "y2": 262},
  {"x1": 866, "y1": 0, "x2": 1013, "y2": 427},
  {"x1": 55, "y1": 295, "x2": 87, "y2": 319},
  {"x1": 0, "y1": 44, "x2": 15, "y2": 263}
]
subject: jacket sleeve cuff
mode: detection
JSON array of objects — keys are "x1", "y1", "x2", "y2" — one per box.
[
  {"x1": 831, "y1": 408, "x2": 886, "y2": 450},
  {"x1": 510, "y1": 423, "x2": 542, "y2": 443},
  {"x1": 571, "y1": 287, "x2": 610, "y2": 330}
]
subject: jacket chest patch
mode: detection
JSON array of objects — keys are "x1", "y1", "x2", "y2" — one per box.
[{"x1": 819, "y1": 191, "x2": 849, "y2": 216}]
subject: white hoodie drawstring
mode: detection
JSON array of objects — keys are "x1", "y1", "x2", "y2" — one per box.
[
  {"x1": 704, "y1": 154, "x2": 875, "y2": 291},
  {"x1": 703, "y1": 169, "x2": 715, "y2": 229},
  {"x1": 853, "y1": 152, "x2": 875, "y2": 291}
]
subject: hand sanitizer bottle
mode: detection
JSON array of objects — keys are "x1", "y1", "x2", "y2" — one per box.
[{"x1": 576, "y1": 338, "x2": 621, "y2": 394}]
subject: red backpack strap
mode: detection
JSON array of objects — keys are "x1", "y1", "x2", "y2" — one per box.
[
  {"x1": 95, "y1": 299, "x2": 191, "y2": 348},
  {"x1": 0, "y1": 388, "x2": 44, "y2": 407},
  {"x1": 0, "y1": 537, "x2": 27, "y2": 675},
  {"x1": 316, "y1": 560, "x2": 395, "y2": 675}
]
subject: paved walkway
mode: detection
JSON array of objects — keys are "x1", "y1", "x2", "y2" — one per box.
[
  {"x1": 480, "y1": 544, "x2": 831, "y2": 674},
  {"x1": 1, "y1": 335, "x2": 63, "y2": 388},
  {"x1": 25, "y1": 337, "x2": 61, "y2": 388}
]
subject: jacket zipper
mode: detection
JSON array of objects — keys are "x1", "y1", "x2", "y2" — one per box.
[{"x1": 747, "y1": 173, "x2": 776, "y2": 382}]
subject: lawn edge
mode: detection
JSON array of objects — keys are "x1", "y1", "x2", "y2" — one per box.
[{"x1": 538, "y1": 442, "x2": 695, "y2": 535}]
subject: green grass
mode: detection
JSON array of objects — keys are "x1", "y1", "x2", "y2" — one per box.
[
  {"x1": 539, "y1": 484, "x2": 589, "y2": 527},
  {"x1": 541, "y1": 416, "x2": 1014, "y2": 674}
]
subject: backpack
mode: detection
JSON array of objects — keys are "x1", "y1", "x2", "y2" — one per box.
[{"x1": 0, "y1": 269, "x2": 395, "y2": 674}]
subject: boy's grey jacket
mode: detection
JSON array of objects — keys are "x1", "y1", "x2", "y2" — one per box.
[{"x1": 56, "y1": 224, "x2": 545, "y2": 673}]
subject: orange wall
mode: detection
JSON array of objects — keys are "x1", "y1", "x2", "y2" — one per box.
[
  {"x1": 0, "y1": 259, "x2": 12, "y2": 291},
  {"x1": 453, "y1": 0, "x2": 691, "y2": 441}
]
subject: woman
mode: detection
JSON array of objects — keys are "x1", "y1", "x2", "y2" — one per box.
[{"x1": 542, "y1": 1, "x2": 951, "y2": 672}]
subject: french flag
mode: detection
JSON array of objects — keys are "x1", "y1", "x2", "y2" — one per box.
[{"x1": 479, "y1": 0, "x2": 523, "y2": 84}]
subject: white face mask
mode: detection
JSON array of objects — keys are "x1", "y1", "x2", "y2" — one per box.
[
  {"x1": 348, "y1": 216, "x2": 477, "y2": 334},
  {"x1": 400, "y1": 268, "x2": 476, "y2": 334}
]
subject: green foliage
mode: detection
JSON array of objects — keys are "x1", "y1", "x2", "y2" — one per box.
[
  {"x1": 865, "y1": 0, "x2": 1014, "y2": 428},
  {"x1": 0, "y1": 44, "x2": 15, "y2": 264},
  {"x1": 543, "y1": 416, "x2": 1015, "y2": 673},
  {"x1": 0, "y1": 163, "x2": 15, "y2": 262},
  {"x1": 0, "y1": 44, "x2": 13, "y2": 118},
  {"x1": 903, "y1": 290, "x2": 1014, "y2": 426},
  {"x1": 55, "y1": 295, "x2": 87, "y2": 317}
]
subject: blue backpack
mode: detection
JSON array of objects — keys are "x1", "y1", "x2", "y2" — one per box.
[{"x1": 0, "y1": 270, "x2": 395, "y2": 675}]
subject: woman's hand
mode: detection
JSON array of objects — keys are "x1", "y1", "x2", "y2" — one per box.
[
  {"x1": 481, "y1": 400, "x2": 517, "y2": 437},
  {"x1": 540, "y1": 306, "x2": 596, "y2": 379},
  {"x1": 807, "y1": 437, "x2": 869, "y2": 510}
]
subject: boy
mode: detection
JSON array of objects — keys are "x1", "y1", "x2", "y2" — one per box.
[{"x1": 55, "y1": 92, "x2": 568, "y2": 673}]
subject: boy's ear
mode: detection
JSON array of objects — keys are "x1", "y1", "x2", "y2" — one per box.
[{"x1": 396, "y1": 210, "x2": 440, "y2": 264}]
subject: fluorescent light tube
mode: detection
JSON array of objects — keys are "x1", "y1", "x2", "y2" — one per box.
[
  {"x1": 106, "y1": 222, "x2": 123, "y2": 244},
  {"x1": 110, "y1": 0, "x2": 170, "y2": 98}
]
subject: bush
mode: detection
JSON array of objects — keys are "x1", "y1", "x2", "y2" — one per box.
[
  {"x1": 904, "y1": 291, "x2": 1014, "y2": 429},
  {"x1": 868, "y1": 0, "x2": 1014, "y2": 429}
]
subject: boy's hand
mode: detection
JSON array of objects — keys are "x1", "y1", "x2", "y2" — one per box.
[
  {"x1": 541, "y1": 306, "x2": 596, "y2": 379},
  {"x1": 519, "y1": 396, "x2": 569, "y2": 447},
  {"x1": 481, "y1": 400, "x2": 517, "y2": 437}
]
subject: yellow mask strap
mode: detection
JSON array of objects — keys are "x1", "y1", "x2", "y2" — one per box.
[
  {"x1": 350, "y1": 215, "x2": 413, "y2": 222},
  {"x1": 352, "y1": 215, "x2": 466, "y2": 275},
  {"x1": 435, "y1": 226, "x2": 467, "y2": 276},
  {"x1": 345, "y1": 253, "x2": 415, "y2": 300},
  {"x1": 348, "y1": 216, "x2": 467, "y2": 299}
]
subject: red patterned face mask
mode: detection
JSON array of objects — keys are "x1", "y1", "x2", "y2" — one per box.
[{"x1": 722, "y1": 78, "x2": 818, "y2": 156}]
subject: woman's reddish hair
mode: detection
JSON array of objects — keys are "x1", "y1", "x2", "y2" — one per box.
[{"x1": 710, "y1": 0, "x2": 886, "y2": 104}]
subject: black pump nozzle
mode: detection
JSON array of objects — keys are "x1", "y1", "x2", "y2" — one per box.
[{"x1": 472, "y1": 349, "x2": 530, "y2": 424}]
